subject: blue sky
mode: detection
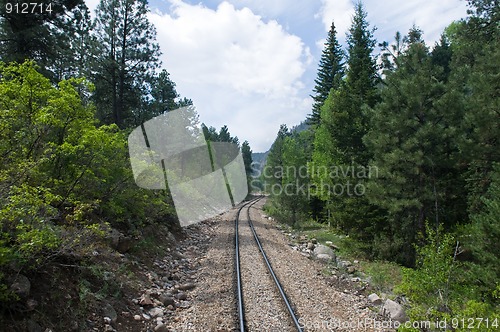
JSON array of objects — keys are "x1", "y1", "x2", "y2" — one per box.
[{"x1": 86, "y1": 0, "x2": 469, "y2": 152}]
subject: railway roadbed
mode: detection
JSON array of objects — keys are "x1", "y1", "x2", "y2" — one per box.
[{"x1": 168, "y1": 197, "x2": 392, "y2": 331}]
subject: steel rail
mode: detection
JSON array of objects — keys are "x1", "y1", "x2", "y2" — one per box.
[
  {"x1": 235, "y1": 197, "x2": 260, "y2": 332},
  {"x1": 246, "y1": 203, "x2": 303, "y2": 332}
]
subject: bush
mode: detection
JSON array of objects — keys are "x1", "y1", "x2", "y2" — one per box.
[{"x1": 396, "y1": 222, "x2": 500, "y2": 331}]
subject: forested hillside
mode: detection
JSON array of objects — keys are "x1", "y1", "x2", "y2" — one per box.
[
  {"x1": 0, "y1": 0, "x2": 253, "y2": 328},
  {"x1": 263, "y1": 0, "x2": 499, "y2": 326}
]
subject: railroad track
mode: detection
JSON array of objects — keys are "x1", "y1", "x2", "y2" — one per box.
[{"x1": 234, "y1": 196, "x2": 303, "y2": 331}]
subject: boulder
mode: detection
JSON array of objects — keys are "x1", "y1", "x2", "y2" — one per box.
[
  {"x1": 316, "y1": 254, "x2": 333, "y2": 262},
  {"x1": 381, "y1": 299, "x2": 408, "y2": 323},
  {"x1": 313, "y1": 245, "x2": 336, "y2": 260},
  {"x1": 368, "y1": 293, "x2": 382, "y2": 305}
]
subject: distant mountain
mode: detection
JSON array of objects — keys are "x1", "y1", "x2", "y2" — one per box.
[
  {"x1": 251, "y1": 121, "x2": 309, "y2": 173},
  {"x1": 251, "y1": 150, "x2": 269, "y2": 175}
]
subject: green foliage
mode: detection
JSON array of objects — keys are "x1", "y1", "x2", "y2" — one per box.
[
  {"x1": 458, "y1": 163, "x2": 500, "y2": 301},
  {"x1": 0, "y1": 62, "x2": 176, "y2": 301},
  {"x1": 362, "y1": 260, "x2": 402, "y2": 293},
  {"x1": 241, "y1": 141, "x2": 253, "y2": 193},
  {"x1": 92, "y1": 0, "x2": 161, "y2": 128},
  {"x1": 396, "y1": 223, "x2": 500, "y2": 331},
  {"x1": 364, "y1": 29, "x2": 468, "y2": 265},
  {"x1": 307, "y1": 21, "x2": 345, "y2": 126},
  {"x1": 397, "y1": 224, "x2": 458, "y2": 309}
]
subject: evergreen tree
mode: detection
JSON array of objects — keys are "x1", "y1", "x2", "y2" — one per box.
[
  {"x1": 92, "y1": 0, "x2": 161, "y2": 128},
  {"x1": 241, "y1": 140, "x2": 253, "y2": 193},
  {"x1": 57, "y1": 2, "x2": 94, "y2": 80},
  {"x1": 264, "y1": 124, "x2": 289, "y2": 190},
  {"x1": 148, "y1": 69, "x2": 178, "y2": 115},
  {"x1": 446, "y1": 1, "x2": 500, "y2": 215},
  {"x1": 0, "y1": 0, "x2": 86, "y2": 80},
  {"x1": 307, "y1": 21, "x2": 344, "y2": 126},
  {"x1": 431, "y1": 34, "x2": 453, "y2": 82},
  {"x1": 363, "y1": 29, "x2": 465, "y2": 265},
  {"x1": 218, "y1": 125, "x2": 239, "y2": 145},
  {"x1": 201, "y1": 124, "x2": 219, "y2": 142},
  {"x1": 309, "y1": 2, "x2": 379, "y2": 233}
]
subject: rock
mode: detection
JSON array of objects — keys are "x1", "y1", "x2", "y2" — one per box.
[
  {"x1": 154, "y1": 324, "x2": 169, "y2": 332},
  {"x1": 347, "y1": 266, "x2": 356, "y2": 274},
  {"x1": 337, "y1": 260, "x2": 352, "y2": 269},
  {"x1": 104, "y1": 324, "x2": 114, "y2": 332},
  {"x1": 149, "y1": 307, "x2": 164, "y2": 318},
  {"x1": 134, "y1": 315, "x2": 141, "y2": 321},
  {"x1": 381, "y1": 299, "x2": 408, "y2": 323},
  {"x1": 102, "y1": 303, "x2": 118, "y2": 324},
  {"x1": 307, "y1": 242, "x2": 315, "y2": 250},
  {"x1": 142, "y1": 313, "x2": 151, "y2": 320},
  {"x1": 11, "y1": 275, "x2": 31, "y2": 298},
  {"x1": 325, "y1": 241, "x2": 333, "y2": 246},
  {"x1": 316, "y1": 253, "x2": 333, "y2": 262},
  {"x1": 109, "y1": 229, "x2": 134, "y2": 253},
  {"x1": 354, "y1": 260, "x2": 359, "y2": 264},
  {"x1": 159, "y1": 294, "x2": 175, "y2": 306},
  {"x1": 178, "y1": 300, "x2": 191, "y2": 309},
  {"x1": 139, "y1": 293, "x2": 154, "y2": 306},
  {"x1": 311, "y1": 238, "x2": 318, "y2": 244},
  {"x1": 329, "y1": 243, "x2": 340, "y2": 250},
  {"x1": 368, "y1": 293, "x2": 382, "y2": 305},
  {"x1": 26, "y1": 320, "x2": 42, "y2": 332},
  {"x1": 175, "y1": 291, "x2": 187, "y2": 300},
  {"x1": 313, "y1": 245, "x2": 336, "y2": 260},
  {"x1": 178, "y1": 282, "x2": 196, "y2": 291}
]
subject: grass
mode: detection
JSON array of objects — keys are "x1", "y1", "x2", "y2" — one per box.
[{"x1": 361, "y1": 260, "x2": 402, "y2": 293}]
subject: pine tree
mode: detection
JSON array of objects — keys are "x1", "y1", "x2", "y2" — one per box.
[
  {"x1": 446, "y1": 1, "x2": 500, "y2": 215},
  {"x1": 309, "y1": 2, "x2": 379, "y2": 233},
  {"x1": 363, "y1": 29, "x2": 465, "y2": 265},
  {"x1": 92, "y1": 0, "x2": 161, "y2": 128},
  {"x1": 307, "y1": 21, "x2": 344, "y2": 127},
  {"x1": 241, "y1": 141, "x2": 253, "y2": 193},
  {"x1": 202, "y1": 124, "x2": 219, "y2": 142},
  {"x1": 264, "y1": 124, "x2": 289, "y2": 190},
  {"x1": 0, "y1": 0, "x2": 86, "y2": 80}
]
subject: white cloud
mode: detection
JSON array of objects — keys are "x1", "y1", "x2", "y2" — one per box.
[
  {"x1": 316, "y1": 0, "x2": 354, "y2": 43},
  {"x1": 149, "y1": 0, "x2": 312, "y2": 151}
]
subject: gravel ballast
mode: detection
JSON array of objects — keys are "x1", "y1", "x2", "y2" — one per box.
[{"x1": 168, "y1": 198, "x2": 394, "y2": 331}]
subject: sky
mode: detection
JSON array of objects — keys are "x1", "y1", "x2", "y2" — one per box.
[{"x1": 85, "y1": 0, "x2": 469, "y2": 152}]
